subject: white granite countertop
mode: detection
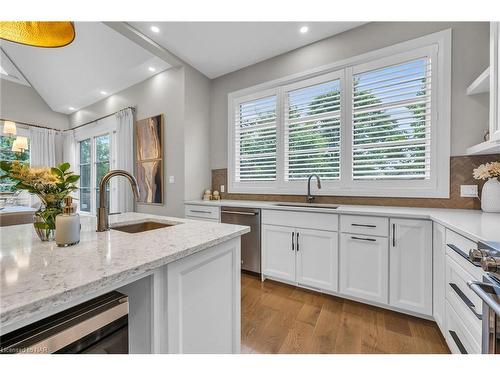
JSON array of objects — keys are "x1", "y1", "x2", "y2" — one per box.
[
  {"x1": 0, "y1": 212, "x2": 249, "y2": 328},
  {"x1": 185, "y1": 199, "x2": 500, "y2": 243}
]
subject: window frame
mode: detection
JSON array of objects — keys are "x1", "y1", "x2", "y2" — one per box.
[
  {"x1": 74, "y1": 118, "x2": 117, "y2": 215},
  {"x1": 227, "y1": 29, "x2": 451, "y2": 198}
]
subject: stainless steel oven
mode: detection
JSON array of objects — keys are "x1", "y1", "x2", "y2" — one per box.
[
  {"x1": 469, "y1": 241, "x2": 500, "y2": 354},
  {"x1": 0, "y1": 291, "x2": 129, "y2": 354}
]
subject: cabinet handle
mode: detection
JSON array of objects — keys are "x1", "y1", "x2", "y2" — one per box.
[
  {"x1": 190, "y1": 210, "x2": 211, "y2": 214},
  {"x1": 351, "y1": 223, "x2": 376, "y2": 228},
  {"x1": 296, "y1": 232, "x2": 300, "y2": 252},
  {"x1": 392, "y1": 223, "x2": 396, "y2": 247},
  {"x1": 449, "y1": 330, "x2": 468, "y2": 354},
  {"x1": 291, "y1": 232, "x2": 295, "y2": 251},
  {"x1": 449, "y1": 283, "x2": 482, "y2": 320},
  {"x1": 351, "y1": 236, "x2": 376, "y2": 242}
]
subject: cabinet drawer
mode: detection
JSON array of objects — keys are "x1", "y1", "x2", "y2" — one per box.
[
  {"x1": 262, "y1": 209, "x2": 338, "y2": 231},
  {"x1": 184, "y1": 204, "x2": 220, "y2": 221},
  {"x1": 445, "y1": 229, "x2": 483, "y2": 280},
  {"x1": 445, "y1": 301, "x2": 481, "y2": 354},
  {"x1": 340, "y1": 215, "x2": 388, "y2": 237}
]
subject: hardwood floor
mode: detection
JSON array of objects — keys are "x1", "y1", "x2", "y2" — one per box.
[{"x1": 241, "y1": 273, "x2": 450, "y2": 354}]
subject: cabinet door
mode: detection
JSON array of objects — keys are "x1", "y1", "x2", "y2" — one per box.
[
  {"x1": 262, "y1": 224, "x2": 295, "y2": 282},
  {"x1": 390, "y1": 219, "x2": 432, "y2": 315},
  {"x1": 339, "y1": 233, "x2": 388, "y2": 304},
  {"x1": 491, "y1": 22, "x2": 500, "y2": 140},
  {"x1": 433, "y1": 223, "x2": 446, "y2": 333},
  {"x1": 296, "y1": 229, "x2": 338, "y2": 292}
]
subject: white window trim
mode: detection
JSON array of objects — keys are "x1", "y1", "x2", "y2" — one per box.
[{"x1": 227, "y1": 29, "x2": 451, "y2": 198}]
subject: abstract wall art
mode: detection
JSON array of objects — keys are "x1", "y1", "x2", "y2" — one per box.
[{"x1": 135, "y1": 114, "x2": 163, "y2": 204}]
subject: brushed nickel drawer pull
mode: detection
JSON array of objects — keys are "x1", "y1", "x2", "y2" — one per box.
[{"x1": 189, "y1": 210, "x2": 212, "y2": 214}]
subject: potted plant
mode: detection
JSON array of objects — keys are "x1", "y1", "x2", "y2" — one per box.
[
  {"x1": 473, "y1": 161, "x2": 500, "y2": 212},
  {"x1": 0, "y1": 161, "x2": 80, "y2": 241}
]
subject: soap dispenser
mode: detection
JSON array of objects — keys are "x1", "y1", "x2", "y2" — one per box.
[{"x1": 56, "y1": 196, "x2": 81, "y2": 247}]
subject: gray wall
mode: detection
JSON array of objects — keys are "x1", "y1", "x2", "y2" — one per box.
[
  {"x1": 210, "y1": 22, "x2": 490, "y2": 169},
  {"x1": 69, "y1": 67, "x2": 187, "y2": 217},
  {"x1": 69, "y1": 64, "x2": 211, "y2": 217},
  {"x1": 0, "y1": 80, "x2": 69, "y2": 130}
]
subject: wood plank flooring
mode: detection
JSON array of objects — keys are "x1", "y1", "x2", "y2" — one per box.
[{"x1": 241, "y1": 273, "x2": 450, "y2": 354}]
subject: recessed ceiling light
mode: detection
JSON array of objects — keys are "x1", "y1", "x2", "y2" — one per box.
[
  {"x1": 68, "y1": 107, "x2": 75, "y2": 111},
  {"x1": 148, "y1": 66, "x2": 156, "y2": 72},
  {"x1": 100, "y1": 90, "x2": 107, "y2": 95},
  {"x1": 150, "y1": 26, "x2": 160, "y2": 33},
  {"x1": 299, "y1": 26, "x2": 309, "y2": 34}
]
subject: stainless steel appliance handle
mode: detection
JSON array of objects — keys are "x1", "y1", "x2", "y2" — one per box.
[
  {"x1": 351, "y1": 236, "x2": 376, "y2": 242},
  {"x1": 449, "y1": 283, "x2": 482, "y2": 319},
  {"x1": 351, "y1": 223, "x2": 376, "y2": 228},
  {"x1": 23, "y1": 300, "x2": 128, "y2": 354},
  {"x1": 221, "y1": 210, "x2": 258, "y2": 216},
  {"x1": 468, "y1": 281, "x2": 500, "y2": 316}
]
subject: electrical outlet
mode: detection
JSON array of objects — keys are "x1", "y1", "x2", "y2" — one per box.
[
  {"x1": 460, "y1": 185, "x2": 478, "y2": 197},
  {"x1": 220, "y1": 185, "x2": 225, "y2": 193},
  {"x1": 168, "y1": 176, "x2": 175, "y2": 184}
]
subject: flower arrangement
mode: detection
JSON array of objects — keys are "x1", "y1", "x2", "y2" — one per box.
[
  {"x1": 0, "y1": 161, "x2": 80, "y2": 241},
  {"x1": 472, "y1": 161, "x2": 500, "y2": 180}
]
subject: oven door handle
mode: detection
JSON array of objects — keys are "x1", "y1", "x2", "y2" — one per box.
[{"x1": 468, "y1": 281, "x2": 500, "y2": 316}]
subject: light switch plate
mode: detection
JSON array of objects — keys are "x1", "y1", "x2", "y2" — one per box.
[
  {"x1": 168, "y1": 176, "x2": 175, "y2": 184},
  {"x1": 460, "y1": 185, "x2": 478, "y2": 197},
  {"x1": 220, "y1": 185, "x2": 225, "y2": 193}
]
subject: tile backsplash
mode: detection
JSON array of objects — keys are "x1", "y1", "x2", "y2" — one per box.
[{"x1": 211, "y1": 154, "x2": 500, "y2": 210}]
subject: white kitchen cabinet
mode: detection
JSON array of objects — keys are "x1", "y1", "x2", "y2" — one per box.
[
  {"x1": 491, "y1": 22, "x2": 500, "y2": 141},
  {"x1": 296, "y1": 228, "x2": 338, "y2": 292},
  {"x1": 389, "y1": 218, "x2": 432, "y2": 315},
  {"x1": 339, "y1": 233, "x2": 388, "y2": 304},
  {"x1": 262, "y1": 224, "x2": 296, "y2": 282},
  {"x1": 433, "y1": 222, "x2": 446, "y2": 333}
]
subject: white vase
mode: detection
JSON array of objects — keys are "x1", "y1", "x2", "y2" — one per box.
[{"x1": 481, "y1": 178, "x2": 500, "y2": 213}]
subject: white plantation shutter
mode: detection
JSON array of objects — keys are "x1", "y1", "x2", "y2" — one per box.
[
  {"x1": 284, "y1": 76, "x2": 342, "y2": 180},
  {"x1": 234, "y1": 94, "x2": 277, "y2": 181},
  {"x1": 352, "y1": 57, "x2": 432, "y2": 180}
]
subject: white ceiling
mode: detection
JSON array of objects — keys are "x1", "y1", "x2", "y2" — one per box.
[
  {"x1": 0, "y1": 22, "x2": 171, "y2": 114},
  {"x1": 129, "y1": 22, "x2": 367, "y2": 78},
  {"x1": 0, "y1": 49, "x2": 30, "y2": 87}
]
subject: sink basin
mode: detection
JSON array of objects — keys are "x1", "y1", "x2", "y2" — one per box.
[
  {"x1": 274, "y1": 203, "x2": 338, "y2": 209},
  {"x1": 111, "y1": 220, "x2": 177, "y2": 233}
]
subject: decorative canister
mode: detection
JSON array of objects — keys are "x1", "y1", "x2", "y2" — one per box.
[{"x1": 481, "y1": 178, "x2": 500, "y2": 213}]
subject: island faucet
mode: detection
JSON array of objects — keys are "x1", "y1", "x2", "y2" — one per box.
[
  {"x1": 307, "y1": 174, "x2": 322, "y2": 203},
  {"x1": 97, "y1": 170, "x2": 140, "y2": 232}
]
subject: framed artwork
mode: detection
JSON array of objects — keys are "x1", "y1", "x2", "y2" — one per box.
[{"x1": 135, "y1": 114, "x2": 163, "y2": 204}]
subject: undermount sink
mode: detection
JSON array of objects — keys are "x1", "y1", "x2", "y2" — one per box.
[
  {"x1": 111, "y1": 220, "x2": 178, "y2": 233},
  {"x1": 273, "y1": 203, "x2": 338, "y2": 209}
]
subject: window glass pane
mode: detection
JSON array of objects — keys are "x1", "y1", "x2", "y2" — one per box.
[
  {"x1": 352, "y1": 57, "x2": 431, "y2": 180},
  {"x1": 285, "y1": 79, "x2": 341, "y2": 181},
  {"x1": 79, "y1": 188, "x2": 91, "y2": 212},
  {"x1": 236, "y1": 95, "x2": 277, "y2": 182},
  {"x1": 79, "y1": 164, "x2": 90, "y2": 188},
  {"x1": 96, "y1": 135, "x2": 110, "y2": 162},
  {"x1": 0, "y1": 135, "x2": 30, "y2": 192},
  {"x1": 80, "y1": 139, "x2": 91, "y2": 164},
  {"x1": 95, "y1": 161, "x2": 110, "y2": 186}
]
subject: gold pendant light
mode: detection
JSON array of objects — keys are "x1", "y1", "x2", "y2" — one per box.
[{"x1": 0, "y1": 21, "x2": 75, "y2": 48}]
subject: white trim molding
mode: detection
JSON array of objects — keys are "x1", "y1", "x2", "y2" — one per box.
[{"x1": 227, "y1": 29, "x2": 452, "y2": 199}]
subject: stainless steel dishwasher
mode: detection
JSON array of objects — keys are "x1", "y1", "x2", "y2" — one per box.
[{"x1": 221, "y1": 206, "x2": 261, "y2": 274}]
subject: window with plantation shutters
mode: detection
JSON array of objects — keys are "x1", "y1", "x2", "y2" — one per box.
[
  {"x1": 228, "y1": 31, "x2": 449, "y2": 198},
  {"x1": 284, "y1": 76, "x2": 342, "y2": 180},
  {"x1": 352, "y1": 57, "x2": 432, "y2": 181},
  {"x1": 234, "y1": 94, "x2": 277, "y2": 181}
]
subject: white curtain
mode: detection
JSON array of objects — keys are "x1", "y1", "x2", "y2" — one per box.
[
  {"x1": 29, "y1": 128, "x2": 57, "y2": 167},
  {"x1": 114, "y1": 108, "x2": 135, "y2": 213},
  {"x1": 62, "y1": 131, "x2": 76, "y2": 170}
]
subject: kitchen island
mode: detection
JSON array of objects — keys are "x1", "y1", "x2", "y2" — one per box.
[{"x1": 0, "y1": 212, "x2": 250, "y2": 353}]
